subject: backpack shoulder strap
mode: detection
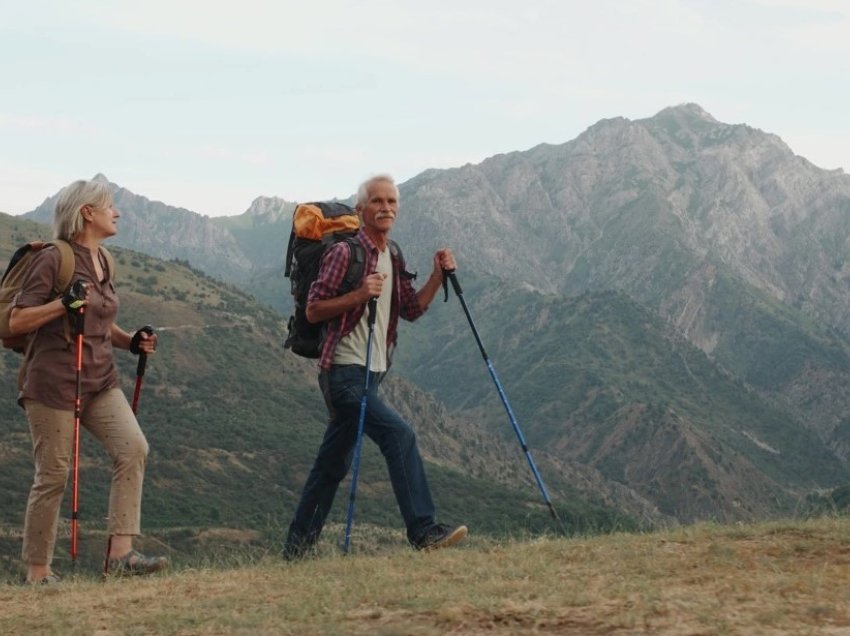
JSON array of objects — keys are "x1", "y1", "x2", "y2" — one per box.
[
  {"x1": 45, "y1": 240, "x2": 77, "y2": 347},
  {"x1": 388, "y1": 240, "x2": 417, "y2": 281},
  {"x1": 47, "y1": 240, "x2": 75, "y2": 295},
  {"x1": 388, "y1": 240, "x2": 403, "y2": 266},
  {"x1": 339, "y1": 237, "x2": 366, "y2": 294},
  {"x1": 99, "y1": 245, "x2": 116, "y2": 284},
  {"x1": 284, "y1": 227, "x2": 296, "y2": 277}
]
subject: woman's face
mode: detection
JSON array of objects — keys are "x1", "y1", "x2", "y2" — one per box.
[{"x1": 84, "y1": 199, "x2": 120, "y2": 238}]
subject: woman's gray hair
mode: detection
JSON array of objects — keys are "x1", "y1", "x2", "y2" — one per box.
[
  {"x1": 53, "y1": 179, "x2": 112, "y2": 240},
  {"x1": 355, "y1": 174, "x2": 398, "y2": 207}
]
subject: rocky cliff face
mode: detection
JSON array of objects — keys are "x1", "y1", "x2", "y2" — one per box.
[
  {"x1": 242, "y1": 195, "x2": 293, "y2": 222},
  {"x1": 396, "y1": 104, "x2": 850, "y2": 342},
  {"x1": 393, "y1": 106, "x2": 850, "y2": 404},
  {"x1": 388, "y1": 104, "x2": 850, "y2": 463}
]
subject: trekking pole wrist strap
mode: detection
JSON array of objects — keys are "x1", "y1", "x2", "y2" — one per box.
[{"x1": 442, "y1": 269, "x2": 461, "y2": 300}]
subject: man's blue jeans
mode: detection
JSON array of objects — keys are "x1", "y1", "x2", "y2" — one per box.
[{"x1": 285, "y1": 365, "x2": 436, "y2": 551}]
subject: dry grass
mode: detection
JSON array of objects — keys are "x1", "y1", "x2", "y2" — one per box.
[{"x1": 3, "y1": 517, "x2": 850, "y2": 635}]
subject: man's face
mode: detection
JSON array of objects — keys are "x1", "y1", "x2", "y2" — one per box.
[{"x1": 358, "y1": 180, "x2": 399, "y2": 234}]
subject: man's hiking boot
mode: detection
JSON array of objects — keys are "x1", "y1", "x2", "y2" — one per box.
[
  {"x1": 105, "y1": 550, "x2": 168, "y2": 577},
  {"x1": 412, "y1": 524, "x2": 468, "y2": 551},
  {"x1": 283, "y1": 542, "x2": 315, "y2": 562},
  {"x1": 283, "y1": 535, "x2": 318, "y2": 562}
]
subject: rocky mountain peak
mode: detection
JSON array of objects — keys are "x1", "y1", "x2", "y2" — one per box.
[
  {"x1": 245, "y1": 196, "x2": 290, "y2": 217},
  {"x1": 653, "y1": 102, "x2": 718, "y2": 124}
]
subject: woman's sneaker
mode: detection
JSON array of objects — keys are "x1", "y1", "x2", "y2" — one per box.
[
  {"x1": 25, "y1": 573, "x2": 62, "y2": 586},
  {"x1": 106, "y1": 550, "x2": 168, "y2": 577},
  {"x1": 412, "y1": 524, "x2": 468, "y2": 551}
]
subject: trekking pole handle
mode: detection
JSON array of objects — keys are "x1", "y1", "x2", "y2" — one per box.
[
  {"x1": 64, "y1": 280, "x2": 88, "y2": 335},
  {"x1": 366, "y1": 297, "x2": 378, "y2": 327},
  {"x1": 63, "y1": 280, "x2": 88, "y2": 310},
  {"x1": 130, "y1": 325, "x2": 155, "y2": 377}
]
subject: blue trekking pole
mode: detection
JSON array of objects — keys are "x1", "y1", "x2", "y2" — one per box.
[
  {"x1": 342, "y1": 297, "x2": 378, "y2": 553},
  {"x1": 444, "y1": 271, "x2": 566, "y2": 534}
]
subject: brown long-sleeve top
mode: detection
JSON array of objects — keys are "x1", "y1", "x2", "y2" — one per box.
[{"x1": 13, "y1": 242, "x2": 119, "y2": 410}]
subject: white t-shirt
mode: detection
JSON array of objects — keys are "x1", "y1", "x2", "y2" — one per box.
[{"x1": 332, "y1": 246, "x2": 393, "y2": 372}]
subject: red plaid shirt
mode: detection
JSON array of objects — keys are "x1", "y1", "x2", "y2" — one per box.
[{"x1": 308, "y1": 229, "x2": 426, "y2": 370}]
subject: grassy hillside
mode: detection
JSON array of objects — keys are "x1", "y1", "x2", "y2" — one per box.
[
  {"x1": 2, "y1": 516, "x2": 849, "y2": 634},
  {"x1": 0, "y1": 213, "x2": 638, "y2": 570}
]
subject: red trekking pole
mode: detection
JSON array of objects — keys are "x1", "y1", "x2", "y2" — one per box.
[
  {"x1": 65, "y1": 280, "x2": 88, "y2": 563},
  {"x1": 130, "y1": 326, "x2": 155, "y2": 414},
  {"x1": 103, "y1": 325, "x2": 155, "y2": 577}
]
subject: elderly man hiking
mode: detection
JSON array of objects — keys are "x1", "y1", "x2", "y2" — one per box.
[{"x1": 283, "y1": 174, "x2": 467, "y2": 558}]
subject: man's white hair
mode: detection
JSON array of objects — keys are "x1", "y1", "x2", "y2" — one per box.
[{"x1": 355, "y1": 174, "x2": 398, "y2": 207}]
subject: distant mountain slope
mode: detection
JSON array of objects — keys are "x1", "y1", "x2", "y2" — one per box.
[
  {"x1": 24, "y1": 175, "x2": 257, "y2": 284},
  {"x1": 210, "y1": 195, "x2": 294, "y2": 266},
  {"x1": 394, "y1": 275, "x2": 850, "y2": 522}
]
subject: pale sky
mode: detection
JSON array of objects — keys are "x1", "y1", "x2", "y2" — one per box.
[{"x1": 2, "y1": 0, "x2": 849, "y2": 217}]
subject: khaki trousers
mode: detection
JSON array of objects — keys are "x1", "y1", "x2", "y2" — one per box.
[{"x1": 22, "y1": 388, "x2": 149, "y2": 566}]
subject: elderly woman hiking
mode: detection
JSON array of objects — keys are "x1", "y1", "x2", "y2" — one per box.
[{"x1": 8, "y1": 178, "x2": 166, "y2": 584}]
